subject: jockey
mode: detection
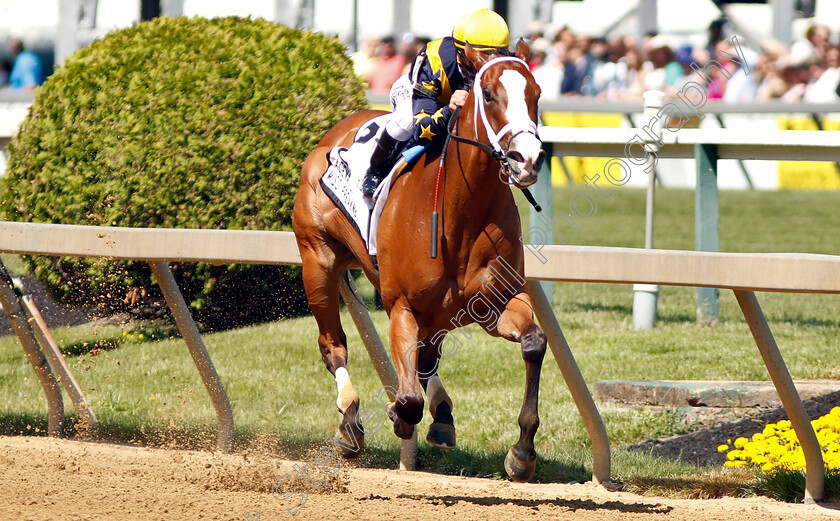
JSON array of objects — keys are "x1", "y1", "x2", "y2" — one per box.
[{"x1": 362, "y1": 8, "x2": 510, "y2": 198}]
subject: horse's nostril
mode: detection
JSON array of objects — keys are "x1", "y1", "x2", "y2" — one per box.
[
  {"x1": 534, "y1": 150, "x2": 546, "y2": 172},
  {"x1": 507, "y1": 151, "x2": 525, "y2": 164}
]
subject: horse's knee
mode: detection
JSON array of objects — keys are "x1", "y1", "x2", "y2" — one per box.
[
  {"x1": 394, "y1": 390, "x2": 424, "y2": 425},
  {"x1": 520, "y1": 324, "x2": 546, "y2": 364}
]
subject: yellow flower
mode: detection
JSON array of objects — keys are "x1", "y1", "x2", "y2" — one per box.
[
  {"x1": 138, "y1": 334, "x2": 145, "y2": 340},
  {"x1": 149, "y1": 396, "x2": 156, "y2": 401},
  {"x1": 717, "y1": 444, "x2": 729, "y2": 453},
  {"x1": 724, "y1": 460, "x2": 747, "y2": 468}
]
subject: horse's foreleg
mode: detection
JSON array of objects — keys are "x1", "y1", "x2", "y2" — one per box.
[
  {"x1": 497, "y1": 292, "x2": 547, "y2": 482},
  {"x1": 417, "y1": 337, "x2": 456, "y2": 449},
  {"x1": 299, "y1": 246, "x2": 364, "y2": 458},
  {"x1": 388, "y1": 302, "x2": 426, "y2": 439}
]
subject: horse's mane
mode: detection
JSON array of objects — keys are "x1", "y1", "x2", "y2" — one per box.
[{"x1": 460, "y1": 47, "x2": 515, "y2": 89}]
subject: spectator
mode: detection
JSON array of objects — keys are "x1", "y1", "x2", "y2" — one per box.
[
  {"x1": 0, "y1": 58, "x2": 12, "y2": 88},
  {"x1": 579, "y1": 36, "x2": 609, "y2": 96},
  {"x1": 508, "y1": 18, "x2": 840, "y2": 103},
  {"x1": 400, "y1": 34, "x2": 430, "y2": 75},
  {"x1": 616, "y1": 46, "x2": 646, "y2": 99},
  {"x1": 780, "y1": 63, "x2": 811, "y2": 101},
  {"x1": 7, "y1": 37, "x2": 44, "y2": 92},
  {"x1": 723, "y1": 45, "x2": 760, "y2": 103},
  {"x1": 805, "y1": 46, "x2": 840, "y2": 102},
  {"x1": 790, "y1": 25, "x2": 830, "y2": 66},
  {"x1": 643, "y1": 37, "x2": 684, "y2": 94},
  {"x1": 351, "y1": 36, "x2": 379, "y2": 83},
  {"x1": 756, "y1": 53, "x2": 788, "y2": 100},
  {"x1": 529, "y1": 37, "x2": 550, "y2": 71},
  {"x1": 531, "y1": 38, "x2": 565, "y2": 97},
  {"x1": 707, "y1": 18, "x2": 726, "y2": 57},
  {"x1": 367, "y1": 36, "x2": 405, "y2": 95}
]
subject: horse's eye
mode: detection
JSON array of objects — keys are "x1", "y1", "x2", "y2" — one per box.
[{"x1": 482, "y1": 88, "x2": 493, "y2": 102}]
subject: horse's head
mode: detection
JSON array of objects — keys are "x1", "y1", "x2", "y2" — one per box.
[{"x1": 463, "y1": 40, "x2": 545, "y2": 188}]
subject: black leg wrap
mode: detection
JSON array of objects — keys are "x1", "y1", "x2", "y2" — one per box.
[{"x1": 426, "y1": 400, "x2": 456, "y2": 449}]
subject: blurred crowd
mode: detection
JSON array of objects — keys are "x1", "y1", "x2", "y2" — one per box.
[
  {"x1": 354, "y1": 18, "x2": 840, "y2": 104},
  {"x1": 0, "y1": 36, "x2": 44, "y2": 92}
]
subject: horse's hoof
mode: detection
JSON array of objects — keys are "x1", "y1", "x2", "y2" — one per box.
[
  {"x1": 334, "y1": 427, "x2": 364, "y2": 459},
  {"x1": 426, "y1": 422, "x2": 456, "y2": 449},
  {"x1": 335, "y1": 404, "x2": 364, "y2": 459},
  {"x1": 504, "y1": 447, "x2": 536, "y2": 482},
  {"x1": 393, "y1": 417, "x2": 415, "y2": 440}
]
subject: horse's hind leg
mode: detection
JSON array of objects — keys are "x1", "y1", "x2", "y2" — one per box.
[
  {"x1": 415, "y1": 337, "x2": 456, "y2": 449},
  {"x1": 496, "y1": 292, "x2": 547, "y2": 482},
  {"x1": 297, "y1": 241, "x2": 364, "y2": 459}
]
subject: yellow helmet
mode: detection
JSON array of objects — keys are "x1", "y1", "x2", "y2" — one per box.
[{"x1": 452, "y1": 9, "x2": 510, "y2": 52}]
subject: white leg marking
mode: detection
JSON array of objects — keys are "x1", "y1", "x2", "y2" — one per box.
[
  {"x1": 335, "y1": 367, "x2": 358, "y2": 412},
  {"x1": 426, "y1": 374, "x2": 453, "y2": 417}
]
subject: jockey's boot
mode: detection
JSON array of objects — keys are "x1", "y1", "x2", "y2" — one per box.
[{"x1": 362, "y1": 132, "x2": 401, "y2": 199}]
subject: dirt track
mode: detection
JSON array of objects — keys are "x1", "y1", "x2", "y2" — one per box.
[{"x1": 1, "y1": 436, "x2": 839, "y2": 521}]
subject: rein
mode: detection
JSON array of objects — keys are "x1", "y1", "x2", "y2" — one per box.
[{"x1": 429, "y1": 58, "x2": 544, "y2": 258}]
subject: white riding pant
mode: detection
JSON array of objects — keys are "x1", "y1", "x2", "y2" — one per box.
[{"x1": 385, "y1": 74, "x2": 413, "y2": 142}]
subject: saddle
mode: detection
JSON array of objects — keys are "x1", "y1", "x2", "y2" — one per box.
[{"x1": 319, "y1": 115, "x2": 424, "y2": 256}]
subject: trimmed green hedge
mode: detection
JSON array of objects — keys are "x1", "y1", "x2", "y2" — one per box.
[{"x1": 0, "y1": 16, "x2": 368, "y2": 328}]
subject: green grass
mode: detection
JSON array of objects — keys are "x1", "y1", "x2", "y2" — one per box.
[{"x1": 1, "y1": 187, "x2": 839, "y2": 500}]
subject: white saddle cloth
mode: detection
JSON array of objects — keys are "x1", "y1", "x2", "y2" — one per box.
[{"x1": 319, "y1": 114, "x2": 398, "y2": 256}]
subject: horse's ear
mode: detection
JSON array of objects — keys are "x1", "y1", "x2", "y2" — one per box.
[
  {"x1": 465, "y1": 42, "x2": 489, "y2": 71},
  {"x1": 515, "y1": 38, "x2": 531, "y2": 62}
]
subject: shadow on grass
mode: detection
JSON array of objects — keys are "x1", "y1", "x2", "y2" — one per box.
[
  {"x1": 778, "y1": 315, "x2": 840, "y2": 329},
  {"x1": 58, "y1": 324, "x2": 180, "y2": 357},
  {"x1": 757, "y1": 467, "x2": 840, "y2": 504},
  {"x1": 621, "y1": 473, "x2": 756, "y2": 500},
  {"x1": 562, "y1": 302, "x2": 694, "y2": 324}
]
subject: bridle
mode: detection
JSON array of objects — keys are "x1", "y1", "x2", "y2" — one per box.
[
  {"x1": 446, "y1": 55, "x2": 540, "y2": 185},
  {"x1": 431, "y1": 55, "x2": 542, "y2": 258}
]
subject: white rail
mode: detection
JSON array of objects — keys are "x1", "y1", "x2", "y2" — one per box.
[{"x1": 1, "y1": 221, "x2": 836, "y2": 498}]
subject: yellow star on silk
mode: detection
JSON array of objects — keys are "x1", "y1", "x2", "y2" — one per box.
[
  {"x1": 413, "y1": 111, "x2": 430, "y2": 124},
  {"x1": 419, "y1": 125, "x2": 436, "y2": 141},
  {"x1": 431, "y1": 108, "x2": 446, "y2": 123}
]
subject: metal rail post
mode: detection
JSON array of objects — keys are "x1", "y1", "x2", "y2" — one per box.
[
  {"x1": 21, "y1": 295, "x2": 97, "y2": 427},
  {"x1": 531, "y1": 139, "x2": 555, "y2": 302},
  {"x1": 633, "y1": 90, "x2": 664, "y2": 330},
  {"x1": 696, "y1": 143, "x2": 721, "y2": 326},
  {"x1": 149, "y1": 261, "x2": 234, "y2": 452},
  {"x1": 339, "y1": 272, "x2": 417, "y2": 471},
  {"x1": 526, "y1": 280, "x2": 611, "y2": 484},
  {"x1": 733, "y1": 289, "x2": 824, "y2": 502},
  {"x1": 0, "y1": 265, "x2": 64, "y2": 436}
]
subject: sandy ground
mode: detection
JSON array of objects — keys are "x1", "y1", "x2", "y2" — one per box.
[{"x1": 1, "y1": 436, "x2": 839, "y2": 521}]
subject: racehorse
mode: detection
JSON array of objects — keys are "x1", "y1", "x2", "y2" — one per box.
[{"x1": 292, "y1": 40, "x2": 548, "y2": 482}]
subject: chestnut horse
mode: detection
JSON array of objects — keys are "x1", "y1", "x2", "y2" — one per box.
[{"x1": 292, "y1": 41, "x2": 547, "y2": 481}]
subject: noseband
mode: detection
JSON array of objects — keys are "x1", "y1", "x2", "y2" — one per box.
[{"x1": 447, "y1": 56, "x2": 540, "y2": 185}]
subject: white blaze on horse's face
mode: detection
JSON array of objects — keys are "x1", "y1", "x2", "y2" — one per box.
[{"x1": 498, "y1": 69, "x2": 544, "y2": 187}]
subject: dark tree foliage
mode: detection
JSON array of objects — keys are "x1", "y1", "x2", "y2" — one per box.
[{"x1": 1, "y1": 16, "x2": 368, "y2": 329}]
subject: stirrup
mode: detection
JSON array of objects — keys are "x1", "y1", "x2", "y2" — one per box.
[{"x1": 362, "y1": 172, "x2": 384, "y2": 198}]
